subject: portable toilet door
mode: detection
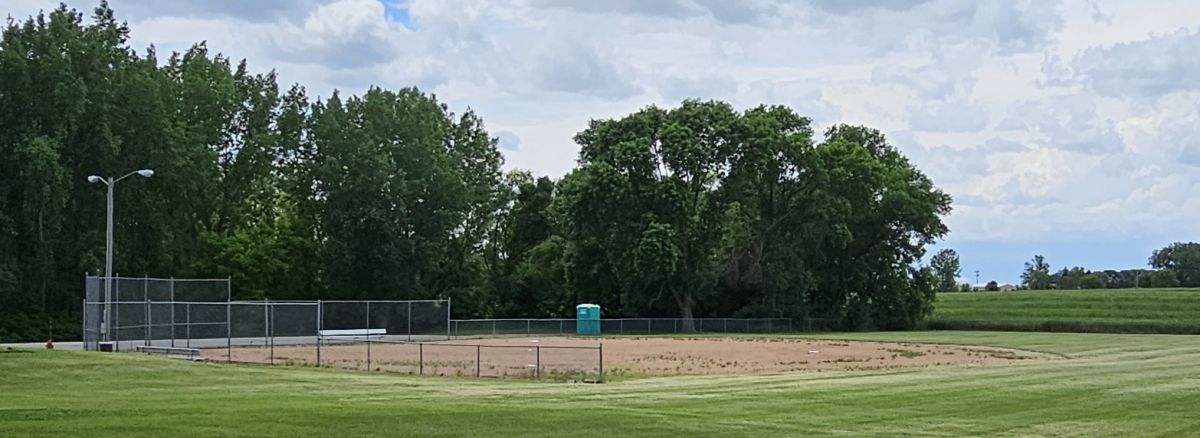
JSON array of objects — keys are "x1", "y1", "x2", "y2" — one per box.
[{"x1": 576, "y1": 304, "x2": 600, "y2": 336}]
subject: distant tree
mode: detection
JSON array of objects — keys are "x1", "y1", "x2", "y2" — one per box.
[
  {"x1": 1137, "y1": 270, "x2": 1153, "y2": 288},
  {"x1": 1055, "y1": 267, "x2": 1088, "y2": 290},
  {"x1": 985, "y1": 280, "x2": 1000, "y2": 291},
  {"x1": 1148, "y1": 269, "x2": 1180, "y2": 288},
  {"x1": 959, "y1": 283, "x2": 973, "y2": 292},
  {"x1": 1021, "y1": 255, "x2": 1052, "y2": 290},
  {"x1": 930, "y1": 249, "x2": 961, "y2": 292},
  {"x1": 1150, "y1": 242, "x2": 1200, "y2": 287},
  {"x1": 1080, "y1": 272, "x2": 1106, "y2": 289}
]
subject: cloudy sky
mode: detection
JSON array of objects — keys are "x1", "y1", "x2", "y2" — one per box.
[{"x1": 7, "y1": 0, "x2": 1199, "y2": 284}]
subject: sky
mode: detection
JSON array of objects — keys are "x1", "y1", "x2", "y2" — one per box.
[{"x1": 5, "y1": 0, "x2": 1199, "y2": 285}]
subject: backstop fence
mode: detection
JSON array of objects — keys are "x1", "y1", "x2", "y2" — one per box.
[{"x1": 82, "y1": 275, "x2": 232, "y2": 351}]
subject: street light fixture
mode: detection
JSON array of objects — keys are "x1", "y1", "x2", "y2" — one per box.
[{"x1": 87, "y1": 168, "x2": 153, "y2": 344}]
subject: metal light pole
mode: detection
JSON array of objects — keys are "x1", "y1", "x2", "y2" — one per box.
[{"x1": 87, "y1": 169, "x2": 154, "y2": 343}]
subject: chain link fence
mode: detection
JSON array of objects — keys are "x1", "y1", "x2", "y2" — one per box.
[
  {"x1": 81, "y1": 278, "x2": 820, "y2": 382},
  {"x1": 82, "y1": 275, "x2": 231, "y2": 351},
  {"x1": 451, "y1": 318, "x2": 795, "y2": 337}
]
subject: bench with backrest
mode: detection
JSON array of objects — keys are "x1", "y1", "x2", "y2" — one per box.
[{"x1": 135, "y1": 345, "x2": 202, "y2": 360}]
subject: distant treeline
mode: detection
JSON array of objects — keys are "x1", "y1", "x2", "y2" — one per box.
[{"x1": 1017, "y1": 242, "x2": 1200, "y2": 290}]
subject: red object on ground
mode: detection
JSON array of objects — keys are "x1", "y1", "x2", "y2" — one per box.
[{"x1": 45, "y1": 339, "x2": 54, "y2": 350}]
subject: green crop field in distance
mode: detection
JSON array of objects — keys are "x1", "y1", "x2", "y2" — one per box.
[
  {"x1": 929, "y1": 288, "x2": 1200, "y2": 333},
  {"x1": 3, "y1": 331, "x2": 1199, "y2": 437}
]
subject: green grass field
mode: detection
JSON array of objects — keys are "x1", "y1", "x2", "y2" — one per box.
[
  {"x1": 4, "y1": 331, "x2": 1199, "y2": 437},
  {"x1": 929, "y1": 288, "x2": 1200, "y2": 333}
]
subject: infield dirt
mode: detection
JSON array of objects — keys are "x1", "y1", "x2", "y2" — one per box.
[{"x1": 210, "y1": 336, "x2": 1050, "y2": 378}]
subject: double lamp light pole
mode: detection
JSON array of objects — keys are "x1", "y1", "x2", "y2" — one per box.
[{"x1": 87, "y1": 169, "x2": 154, "y2": 343}]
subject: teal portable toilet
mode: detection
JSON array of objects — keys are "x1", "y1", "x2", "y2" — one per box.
[{"x1": 576, "y1": 304, "x2": 601, "y2": 336}]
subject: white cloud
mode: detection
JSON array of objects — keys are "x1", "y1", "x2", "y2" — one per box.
[
  {"x1": 265, "y1": 0, "x2": 406, "y2": 68},
  {"x1": 1074, "y1": 27, "x2": 1200, "y2": 98},
  {"x1": 909, "y1": 100, "x2": 990, "y2": 132}
]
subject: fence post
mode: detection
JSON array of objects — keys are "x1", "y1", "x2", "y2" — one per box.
[
  {"x1": 170, "y1": 278, "x2": 176, "y2": 347},
  {"x1": 81, "y1": 299, "x2": 87, "y2": 351},
  {"x1": 493, "y1": 320, "x2": 497, "y2": 336},
  {"x1": 768, "y1": 318, "x2": 773, "y2": 333},
  {"x1": 598, "y1": 343, "x2": 604, "y2": 383},
  {"x1": 185, "y1": 303, "x2": 191, "y2": 349},
  {"x1": 527, "y1": 319, "x2": 531, "y2": 335},
  {"x1": 144, "y1": 298, "x2": 150, "y2": 347},
  {"x1": 114, "y1": 275, "x2": 120, "y2": 352},
  {"x1": 560, "y1": 319, "x2": 564, "y2": 335},
  {"x1": 264, "y1": 300, "x2": 271, "y2": 365},
  {"x1": 316, "y1": 300, "x2": 322, "y2": 367},
  {"x1": 264, "y1": 296, "x2": 271, "y2": 362},
  {"x1": 366, "y1": 301, "x2": 372, "y2": 372},
  {"x1": 83, "y1": 274, "x2": 90, "y2": 350},
  {"x1": 270, "y1": 304, "x2": 276, "y2": 365},
  {"x1": 407, "y1": 301, "x2": 412, "y2": 342},
  {"x1": 746, "y1": 319, "x2": 750, "y2": 333},
  {"x1": 619, "y1": 319, "x2": 623, "y2": 334},
  {"x1": 143, "y1": 276, "x2": 149, "y2": 347},
  {"x1": 226, "y1": 301, "x2": 232, "y2": 363},
  {"x1": 647, "y1": 319, "x2": 651, "y2": 334},
  {"x1": 419, "y1": 343, "x2": 423, "y2": 375},
  {"x1": 476, "y1": 344, "x2": 481, "y2": 377},
  {"x1": 446, "y1": 298, "x2": 451, "y2": 341},
  {"x1": 536, "y1": 345, "x2": 540, "y2": 380},
  {"x1": 226, "y1": 277, "x2": 232, "y2": 362},
  {"x1": 724, "y1": 319, "x2": 728, "y2": 332}
]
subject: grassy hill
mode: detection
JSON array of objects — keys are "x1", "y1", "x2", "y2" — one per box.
[
  {"x1": 929, "y1": 288, "x2": 1200, "y2": 333},
  {"x1": 3, "y1": 331, "x2": 1200, "y2": 436}
]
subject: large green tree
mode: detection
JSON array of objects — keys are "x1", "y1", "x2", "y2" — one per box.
[
  {"x1": 490, "y1": 174, "x2": 572, "y2": 317},
  {"x1": 930, "y1": 249, "x2": 962, "y2": 292},
  {"x1": 302, "y1": 88, "x2": 504, "y2": 311},
  {"x1": 806, "y1": 126, "x2": 951, "y2": 329},
  {"x1": 558, "y1": 101, "x2": 741, "y2": 330},
  {"x1": 1150, "y1": 242, "x2": 1200, "y2": 287},
  {"x1": 1021, "y1": 255, "x2": 1052, "y2": 290},
  {"x1": 557, "y1": 102, "x2": 951, "y2": 330}
]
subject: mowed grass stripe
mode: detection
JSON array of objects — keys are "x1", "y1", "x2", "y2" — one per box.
[{"x1": 3, "y1": 331, "x2": 1200, "y2": 436}]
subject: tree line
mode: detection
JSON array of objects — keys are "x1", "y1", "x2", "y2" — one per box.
[
  {"x1": 1020, "y1": 242, "x2": 1200, "y2": 290},
  {"x1": 927, "y1": 243, "x2": 1200, "y2": 293},
  {"x1": 0, "y1": 4, "x2": 951, "y2": 342}
]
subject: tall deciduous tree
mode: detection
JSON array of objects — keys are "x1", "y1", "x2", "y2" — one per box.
[
  {"x1": 558, "y1": 102, "x2": 951, "y2": 330},
  {"x1": 1150, "y1": 242, "x2": 1200, "y2": 287},
  {"x1": 808, "y1": 126, "x2": 951, "y2": 329},
  {"x1": 1022, "y1": 255, "x2": 1052, "y2": 290},
  {"x1": 930, "y1": 249, "x2": 962, "y2": 292},
  {"x1": 559, "y1": 101, "x2": 740, "y2": 330}
]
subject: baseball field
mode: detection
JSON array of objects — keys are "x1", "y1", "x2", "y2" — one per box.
[{"x1": 3, "y1": 330, "x2": 1198, "y2": 436}]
